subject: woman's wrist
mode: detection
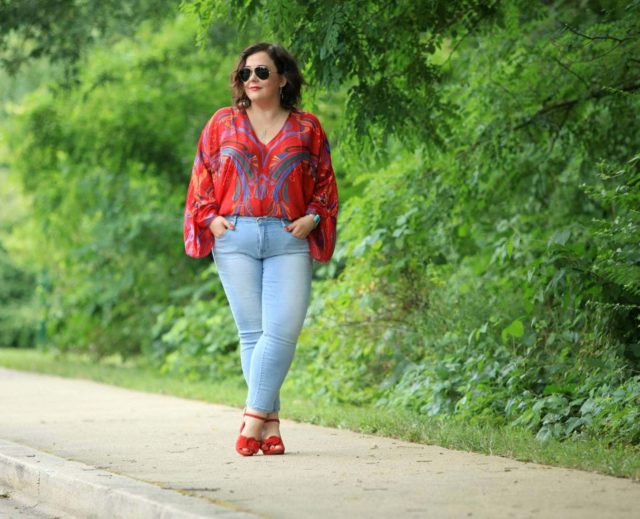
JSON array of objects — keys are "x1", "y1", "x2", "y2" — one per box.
[{"x1": 304, "y1": 212, "x2": 320, "y2": 228}]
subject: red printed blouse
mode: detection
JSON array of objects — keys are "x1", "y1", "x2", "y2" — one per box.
[{"x1": 183, "y1": 106, "x2": 339, "y2": 262}]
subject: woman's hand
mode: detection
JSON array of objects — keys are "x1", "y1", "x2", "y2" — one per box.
[
  {"x1": 209, "y1": 216, "x2": 235, "y2": 238},
  {"x1": 285, "y1": 214, "x2": 316, "y2": 239}
]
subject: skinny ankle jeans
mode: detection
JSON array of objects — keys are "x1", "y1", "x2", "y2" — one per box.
[{"x1": 212, "y1": 216, "x2": 312, "y2": 413}]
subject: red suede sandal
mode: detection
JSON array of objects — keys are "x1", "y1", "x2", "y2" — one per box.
[
  {"x1": 260, "y1": 418, "x2": 285, "y2": 455},
  {"x1": 236, "y1": 411, "x2": 267, "y2": 456}
]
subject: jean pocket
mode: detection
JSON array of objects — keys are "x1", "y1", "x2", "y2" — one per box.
[
  {"x1": 280, "y1": 220, "x2": 303, "y2": 239},
  {"x1": 288, "y1": 230, "x2": 308, "y2": 242}
]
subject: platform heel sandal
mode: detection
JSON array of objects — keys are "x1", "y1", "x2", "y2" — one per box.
[
  {"x1": 236, "y1": 410, "x2": 267, "y2": 456},
  {"x1": 260, "y1": 418, "x2": 285, "y2": 455}
]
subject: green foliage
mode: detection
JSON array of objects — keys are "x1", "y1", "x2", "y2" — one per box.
[
  {"x1": 0, "y1": 169, "x2": 38, "y2": 347},
  {"x1": 2, "y1": 1, "x2": 640, "y2": 448},
  {"x1": 0, "y1": 240, "x2": 36, "y2": 347},
  {"x1": 150, "y1": 264, "x2": 241, "y2": 380},
  {"x1": 182, "y1": 0, "x2": 500, "y2": 146},
  {"x1": 3, "y1": 14, "x2": 232, "y2": 358},
  {"x1": 543, "y1": 155, "x2": 640, "y2": 365},
  {"x1": 287, "y1": 1, "x2": 640, "y2": 445},
  {"x1": 0, "y1": 0, "x2": 179, "y2": 76}
]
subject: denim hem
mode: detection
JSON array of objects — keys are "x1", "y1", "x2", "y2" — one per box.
[{"x1": 245, "y1": 402, "x2": 275, "y2": 414}]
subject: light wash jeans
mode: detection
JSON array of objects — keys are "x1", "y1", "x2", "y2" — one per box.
[{"x1": 212, "y1": 216, "x2": 312, "y2": 413}]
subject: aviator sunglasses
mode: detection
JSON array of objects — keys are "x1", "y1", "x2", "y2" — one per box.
[{"x1": 238, "y1": 65, "x2": 272, "y2": 82}]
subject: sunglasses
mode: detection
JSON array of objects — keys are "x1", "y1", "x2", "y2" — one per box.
[{"x1": 238, "y1": 65, "x2": 271, "y2": 82}]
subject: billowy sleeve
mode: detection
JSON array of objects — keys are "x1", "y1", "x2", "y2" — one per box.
[
  {"x1": 306, "y1": 124, "x2": 339, "y2": 262},
  {"x1": 183, "y1": 115, "x2": 220, "y2": 258}
]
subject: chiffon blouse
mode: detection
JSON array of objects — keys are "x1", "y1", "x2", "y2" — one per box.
[{"x1": 183, "y1": 106, "x2": 339, "y2": 262}]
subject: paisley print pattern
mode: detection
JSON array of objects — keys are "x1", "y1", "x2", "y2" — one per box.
[{"x1": 184, "y1": 106, "x2": 339, "y2": 262}]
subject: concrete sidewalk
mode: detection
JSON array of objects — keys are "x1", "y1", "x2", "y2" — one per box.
[{"x1": 0, "y1": 367, "x2": 638, "y2": 519}]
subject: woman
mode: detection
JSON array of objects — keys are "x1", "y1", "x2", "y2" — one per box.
[{"x1": 183, "y1": 42, "x2": 339, "y2": 456}]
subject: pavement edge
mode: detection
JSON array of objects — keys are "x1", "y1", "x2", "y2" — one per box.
[{"x1": 0, "y1": 438, "x2": 257, "y2": 519}]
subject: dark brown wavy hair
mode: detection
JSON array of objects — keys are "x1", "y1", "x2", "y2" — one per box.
[{"x1": 231, "y1": 42, "x2": 305, "y2": 110}]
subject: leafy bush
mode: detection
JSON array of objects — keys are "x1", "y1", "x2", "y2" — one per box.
[
  {"x1": 0, "y1": 240, "x2": 37, "y2": 347},
  {"x1": 4, "y1": 14, "x2": 232, "y2": 358},
  {"x1": 150, "y1": 264, "x2": 241, "y2": 381},
  {"x1": 288, "y1": 1, "x2": 640, "y2": 443}
]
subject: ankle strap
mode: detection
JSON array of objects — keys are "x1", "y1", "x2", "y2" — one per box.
[{"x1": 244, "y1": 412, "x2": 267, "y2": 421}]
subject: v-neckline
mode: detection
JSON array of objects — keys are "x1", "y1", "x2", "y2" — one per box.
[{"x1": 243, "y1": 108, "x2": 292, "y2": 148}]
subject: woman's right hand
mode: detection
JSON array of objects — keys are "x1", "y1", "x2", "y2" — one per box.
[{"x1": 209, "y1": 216, "x2": 235, "y2": 238}]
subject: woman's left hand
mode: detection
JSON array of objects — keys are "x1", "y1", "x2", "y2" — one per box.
[{"x1": 285, "y1": 214, "x2": 316, "y2": 239}]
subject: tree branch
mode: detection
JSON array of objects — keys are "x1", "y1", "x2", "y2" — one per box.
[
  {"x1": 455, "y1": 81, "x2": 640, "y2": 162},
  {"x1": 514, "y1": 81, "x2": 640, "y2": 131},
  {"x1": 548, "y1": 103, "x2": 573, "y2": 153},
  {"x1": 560, "y1": 22, "x2": 639, "y2": 44},
  {"x1": 550, "y1": 55, "x2": 592, "y2": 89}
]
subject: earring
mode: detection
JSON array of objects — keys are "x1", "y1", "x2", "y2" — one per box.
[{"x1": 280, "y1": 86, "x2": 284, "y2": 101}]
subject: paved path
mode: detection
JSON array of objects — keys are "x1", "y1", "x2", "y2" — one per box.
[
  {"x1": 0, "y1": 367, "x2": 638, "y2": 518},
  {"x1": 0, "y1": 486, "x2": 61, "y2": 519}
]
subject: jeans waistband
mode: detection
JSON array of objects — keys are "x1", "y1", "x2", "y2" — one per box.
[{"x1": 227, "y1": 215, "x2": 289, "y2": 223}]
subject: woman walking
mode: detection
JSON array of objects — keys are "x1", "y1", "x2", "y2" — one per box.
[{"x1": 183, "y1": 43, "x2": 339, "y2": 456}]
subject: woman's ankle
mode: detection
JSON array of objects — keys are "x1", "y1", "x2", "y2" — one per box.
[{"x1": 245, "y1": 407, "x2": 267, "y2": 418}]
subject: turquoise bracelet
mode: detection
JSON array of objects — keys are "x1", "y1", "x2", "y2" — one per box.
[{"x1": 312, "y1": 214, "x2": 321, "y2": 228}]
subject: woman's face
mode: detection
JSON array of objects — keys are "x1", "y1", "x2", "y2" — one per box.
[{"x1": 242, "y1": 51, "x2": 287, "y2": 107}]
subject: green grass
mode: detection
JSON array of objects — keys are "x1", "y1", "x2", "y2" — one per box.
[{"x1": 1, "y1": 346, "x2": 638, "y2": 480}]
